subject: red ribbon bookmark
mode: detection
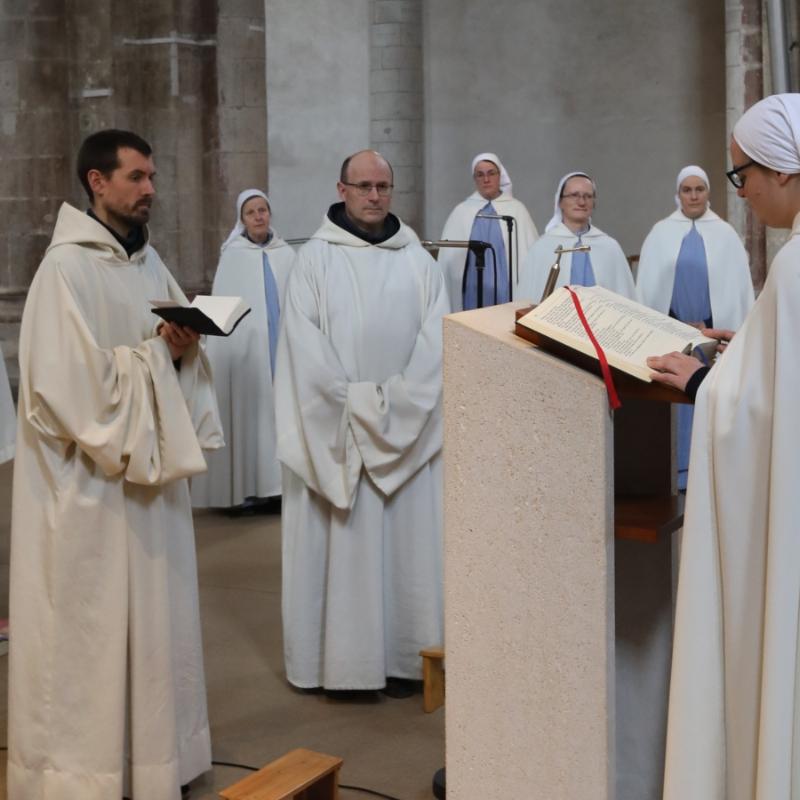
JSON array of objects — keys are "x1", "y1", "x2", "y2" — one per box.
[{"x1": 564, "y1": 286, "x2": 622, "y2": 411}]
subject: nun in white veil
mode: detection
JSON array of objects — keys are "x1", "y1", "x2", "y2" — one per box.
[
  {"x1": 637, "y1": 165, "x2": 753, "y2": 488},
  {"x1": 438, "y1": 152, "x2": 539, "y2": 311},
  {"x1": 651, "y1": 94, "x2": 800, "y2": 800},
  {"x1": 191, "y1": 190, "x2": 294, "y2": 511}
]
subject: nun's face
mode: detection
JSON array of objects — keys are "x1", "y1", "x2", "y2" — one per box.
[
  {"x1": 559, "y1": 176, "x2": 595, "y2": 230},
  {"x1": 242, "y1": 196, "x2": 271, "y2": 243},
  {"x1": 730, "y1": 138, "x2": 782, "y2": 226},
  {"x1": 473, "y1": 160, "x2": 502, "y2": 200},
  {"x1": 678, "y1": 176, "x2": 709, "y2": 219}
]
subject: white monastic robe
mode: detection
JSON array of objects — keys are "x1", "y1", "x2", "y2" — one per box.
[
  {"x1": 439, "y1": 191, "x2": 539, "y2": 311},
  {"x1": 517, "y1": 222, "x2": 636, "y2": 302},
  {"x1": 637, "y1": 208, "x2": 754, "y2": 329},
  {"x1": 0, "y1": 343, "x2": 14, "y2": 463},
  {"x1": 275, "y1": 214, "x2": 448, "y2": 690},
  {"x1": 191, "y1": 233, "x2": 294, "y2": 507},
  {"x1": 8, "y1": 203, "x2": 223, "y2": 800},
  {"x1": 663, "y1": 213, "x2": 800, "y2": 800}
]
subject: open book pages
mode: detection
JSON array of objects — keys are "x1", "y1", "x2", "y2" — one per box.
[
  {"x1": 517, "y1": 285, "x2": 717, "y2": 382},
  {"x1": 150, "y1": 295, "x2": 250, "y2": 336}
]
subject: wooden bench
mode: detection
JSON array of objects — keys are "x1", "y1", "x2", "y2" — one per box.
[
  {"x1": 219, "y1": 748, "x2": 343, "y2": 800},
  {"x1": 420, "y1": 646, "x2": 445, "y2": 713}
]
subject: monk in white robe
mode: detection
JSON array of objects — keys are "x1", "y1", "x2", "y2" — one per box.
[
  {"x1": 438, "y1": 152, "x2": 538, "y2": 310},
  {"x1": 191, "y1": 189, "x2": 294, "y2": 510},
  {"x1": 275, "y1": 150, "x2": 448, "y2": 692},
  {"x1": 8, "y1": 131, "x2": 222, "y2": 800},
  {"x1": 0, "y1": 344, "x2": 14, "y2": 463},
  {"x1": 518, "y1": 171, "x2": 636, "y2": 302},
  {"x1": 648, "y1": 94, "x2": 800, "y2": 800}
]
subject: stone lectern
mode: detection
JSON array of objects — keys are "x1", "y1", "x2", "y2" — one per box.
[{"x1": 443, "y1": 303, "x2": 679, "y2": 800}]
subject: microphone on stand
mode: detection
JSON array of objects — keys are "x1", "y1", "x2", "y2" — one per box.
[
  {"x1": 540, "y1": 244, "x2": 591, "y2": 303},
  {"x1": 421, "y1": 240, "x2": 496, "y2": 308},
  {"x1": 475, "y1": 214, "x2": 516, "y2": 301}
]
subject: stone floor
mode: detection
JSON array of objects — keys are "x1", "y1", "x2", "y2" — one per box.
[{"x1": 0, "y1": 460, "x2": 444, "y2": 800}]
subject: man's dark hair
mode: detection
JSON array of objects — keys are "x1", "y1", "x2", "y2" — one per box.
[
  {"x1": 339, "y1": 151, "x2": 394, "y2": 184},
  {"x1": 77, "y1": 129, "x2": 152, "y2": 201}
]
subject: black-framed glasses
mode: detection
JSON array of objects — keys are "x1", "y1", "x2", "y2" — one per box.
[
  {"x1": 726, "y1": 160, "x2": 757, "y2": 189},
  {"x1": 341, "y1": 181, "x2": 394, "y2": 197}
]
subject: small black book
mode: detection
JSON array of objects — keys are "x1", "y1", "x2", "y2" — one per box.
[{"x1": 150, "y1": 296, "x2": 251, "y2": 336}]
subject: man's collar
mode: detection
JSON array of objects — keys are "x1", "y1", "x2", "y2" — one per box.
[
  {"x1": 327, "y1": 202, "x2": 400, "y2": 245},
  {"x1": 87, "y1": 208, "x2": 146, "y2": 257}
]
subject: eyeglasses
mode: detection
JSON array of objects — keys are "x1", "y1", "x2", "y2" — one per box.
[
  {"x1": 726, "y1": 160, "x2": 757, "y2": 189},
  {"x1": 561, "y1": 192, "x2": 595, "y2": 203},
  {"x1": 474, "y1": 169, "x2": 499, "y2": 180},
  {"x1": 342, "y1": 181, "x2": 394, "y2": 197}
]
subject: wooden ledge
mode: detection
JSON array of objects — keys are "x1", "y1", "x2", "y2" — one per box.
[{"x1": 219, "y1": 748, "x2": 343, "y2": 800}]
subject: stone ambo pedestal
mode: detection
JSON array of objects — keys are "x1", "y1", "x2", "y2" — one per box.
[{"x1": 443, "y1": 303, "x2": 676, "y2": 800}]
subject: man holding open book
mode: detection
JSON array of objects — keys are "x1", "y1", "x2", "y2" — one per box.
[{"x1": 7, "y1": 129, "x2": 223, "y2": 800}]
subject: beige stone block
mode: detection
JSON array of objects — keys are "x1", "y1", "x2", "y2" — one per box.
[{"x1": 444, "y1": 304, "x2": 614, "y2": 800}]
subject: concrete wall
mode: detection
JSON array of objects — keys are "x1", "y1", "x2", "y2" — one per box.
[
  {"x1": 423, "y1": 0, "x2": 727, "y2": 255},
  {"x1": 265, "y1": 0, "x2": 371, "y2": 241}
]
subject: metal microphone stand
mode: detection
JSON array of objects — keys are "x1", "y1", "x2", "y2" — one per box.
[
  {"x1": 539, "y1": 244, "x2": 592, "y2": 303},
  {"x1": 476, "y1": 213, "x2": 515, "y2": 301},
  {"x1": 422, "y1": 239, "x2": 495, "y2": 309}
]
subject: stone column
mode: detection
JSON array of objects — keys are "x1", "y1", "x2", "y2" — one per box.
[
  {"x1": 0, "y1": 0, "x2": 74, "y2": 384},
  {"x1": 369, "y1": 0, "x2": 424, "y2": 233},
  {"x1": 725, "y1": 0, "x2": 767, "y2": 291},
  {"x1": 209, "y1": 0, "x2": 267, "y2": 276}
]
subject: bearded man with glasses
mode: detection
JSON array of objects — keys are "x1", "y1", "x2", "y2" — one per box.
[
  {"x1": 274, "y1": 150, "x2": 449, "y2": 697},
  {"x1": 518, "y1": 171, "x2": 636, "y2": 302}
]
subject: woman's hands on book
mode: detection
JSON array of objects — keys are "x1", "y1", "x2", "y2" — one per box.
[
  {"x1": 159, "y1": 321, "x2": 200, "y2": 361},
  {"x1": 646, "y1": 352, "x2": 705, "y2": 392}
]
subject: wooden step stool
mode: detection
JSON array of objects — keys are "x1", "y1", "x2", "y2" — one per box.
[
  {"x1": 219, "y1": 748, "x2": 343, "y2": 800},
  {"x1": 420, "y1": 646, "x2": 445, "y2": 713}
]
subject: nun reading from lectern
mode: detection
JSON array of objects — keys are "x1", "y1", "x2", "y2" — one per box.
[{"x1": 649, "y1": 93, "x2": 800, "y2": 800}]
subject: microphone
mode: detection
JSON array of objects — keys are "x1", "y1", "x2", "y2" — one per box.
[
  {"x1": 475, "y1": 213, "x2": 515, "y2": 223},
  {"x1": 421, "y1": 239, "x2": 471, "y2": 249}
]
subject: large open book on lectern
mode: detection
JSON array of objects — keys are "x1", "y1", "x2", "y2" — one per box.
[{"x1": 515, "y1": 285, "x2": 716, "y2": 383}]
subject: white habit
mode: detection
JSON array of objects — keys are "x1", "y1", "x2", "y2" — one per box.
[
  {"x1": 0, "y1": 343, "x2": 14, "y2": 463},
  {"x1": 8, "y1": 203, "x2": 223, "y2": 800},
  {"x1": 275, "y1": 213, "x2": 448, "y2": 690},
  {"x1": 663, "y1": 213, "x2": 800, "y2": 799},
  {"x1": 439, "y1": 191, "x2": 538, "y2": 311},
  {"x1": 637, "y1": 208, "x2": 754, "y2": 329},
  {"x1": 190, "y1": 233, "x2": 294, "y2": 507},
  {"x1": 517, "y1": 222, "x2": 636, "y2": 302}
]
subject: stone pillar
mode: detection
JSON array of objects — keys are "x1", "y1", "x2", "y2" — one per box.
[
  {"x1": 0, "y1": 0, "x2": 73, "y2": 383},
  {"x1": 209, "y1": 0, "x2": 267, "y2": 274},
  {"x1": 725, "y1": 0, "x2": 767, "y2": 291},
  {"x1": 369, "y1": 0, "x2": 424, "y2": 233}
]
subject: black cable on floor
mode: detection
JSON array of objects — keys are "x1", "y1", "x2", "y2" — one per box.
[
  {"x1": 338, "y1": 784, "x2": 404, "y2": 800},
  {"x1": 212, "y1": 759, "x2": 259, "y2": 771},
  {"x1": 210, "y1": 760, "x2": 405, "y2": 800}
]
